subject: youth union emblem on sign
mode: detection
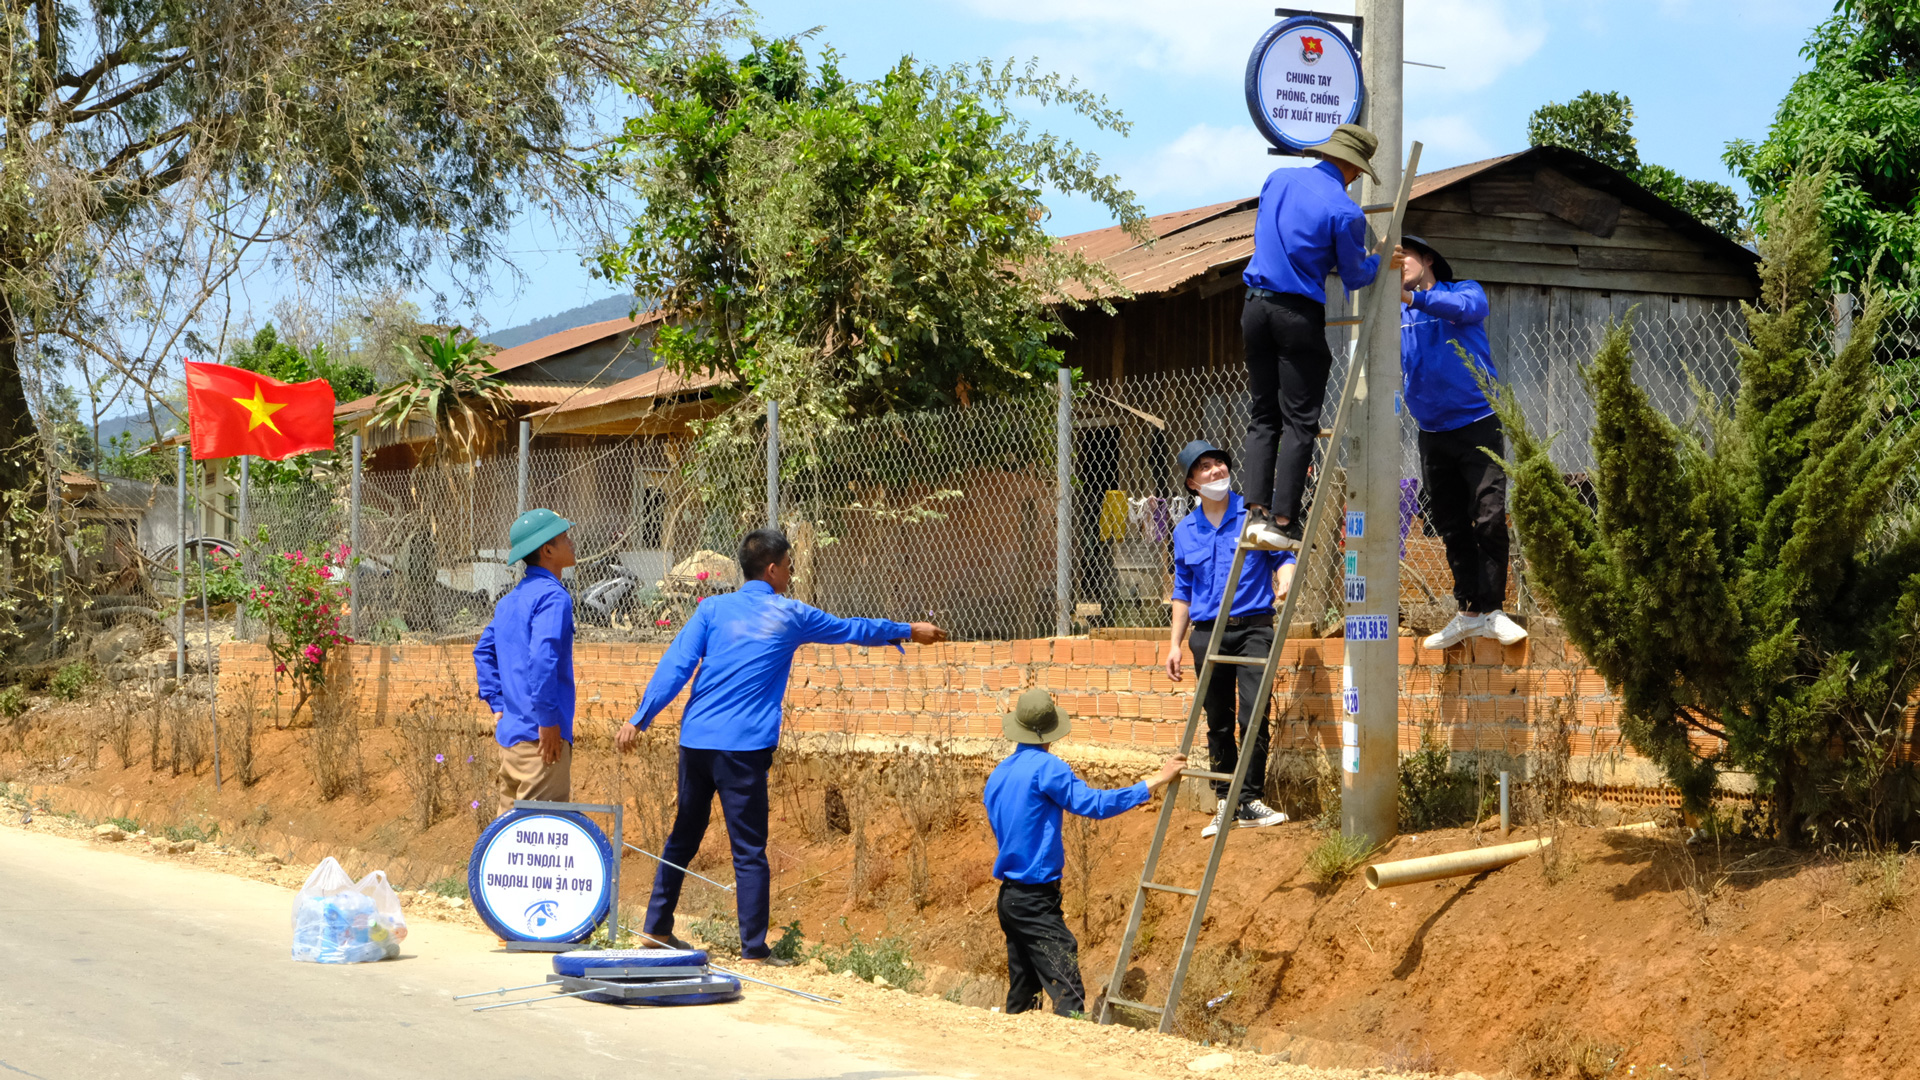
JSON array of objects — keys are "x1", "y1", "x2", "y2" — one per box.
[{"x1": 1300, "y1": 36, "x2": 1323, "y2": 63}]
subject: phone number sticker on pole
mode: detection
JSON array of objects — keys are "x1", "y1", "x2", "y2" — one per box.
[
  {"x1": 1344, "y1": 614, "x2": 1392, "y2": 642},
  {"x1": 1346, "y1": 511, "x2": 1366, "y2": 538},
  {"x1": 1344, "y1": 574, "x2": 1366, "y2": 603}
]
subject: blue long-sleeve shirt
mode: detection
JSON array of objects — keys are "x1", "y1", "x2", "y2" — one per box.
[
  {"x1": 630, "y1": 580, "x2": 912, "y2": 751},
  {"x1": 985, "y1": 744, "x2": 1150, "y2": 883},
  {"x1": 1242, "y1": 160, "x2": 1380, "y2": 302},
  {"x1": 1401, "y1": 280, "x2": 1498, "y2": 432},
  {"x1": 1170, "y1": 492, "x2": 1296, "y2": 623},
  {"x1": 474, "y1": 566, "x2": 575, "y2": 748}
]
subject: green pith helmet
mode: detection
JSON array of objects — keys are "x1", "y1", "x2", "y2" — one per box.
[
  {"x1": 507, "y1": 508, "x2": 572, "y2": 565},
  {"x1": 1002, "y1": 688, "x2": 1072, "y2": 745}
]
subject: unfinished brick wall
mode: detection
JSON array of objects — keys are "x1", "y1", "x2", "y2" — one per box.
[{"x1": 218, "y1": 632, "x2": 1642, "y2": 766}]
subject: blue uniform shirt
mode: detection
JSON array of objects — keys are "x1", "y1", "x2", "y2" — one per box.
[
  {"x1": 474, "y1": 566, "x2": 575, "y2": 748},
  {"x1": 984, "y1": 744, "x2": 1149, "y2": 884},
  {"x1": 630, "y1": 580, "x2": 912, "y2": 751},
  {"x1": 1242, "y1": 160, "x2": 1381, "y2": 302},
  {"x1": 1170, "y1": 492, "x2": 1296, "y2": 623},
  {"x1": 1401, "y1": 280, "x2": 1497, "y2": 432}
]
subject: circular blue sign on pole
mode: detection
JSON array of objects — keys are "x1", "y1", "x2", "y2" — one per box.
[
  {"x1": 468, "y1": 809, "x2": 615, "y2": 944},
  {"x1": 1244, "y1": 17, "x2": 1365, "y2": 153}
]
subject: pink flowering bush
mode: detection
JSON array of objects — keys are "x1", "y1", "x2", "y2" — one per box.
[{"x1": 245, "y1": 543, "x2": 356, "y2": 718}]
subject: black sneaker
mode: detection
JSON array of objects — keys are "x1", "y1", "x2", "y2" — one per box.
[
  {"x1": 1234, "y1": 799, "x2": 1289, "y2": 829},
  {"x1": 1242, "y1": 508, "x2": 1300, "y2": 551}
]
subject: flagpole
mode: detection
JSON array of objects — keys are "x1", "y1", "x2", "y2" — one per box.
[{"x1": 198, "y1": 460, "x2": 220, "y2": 791}]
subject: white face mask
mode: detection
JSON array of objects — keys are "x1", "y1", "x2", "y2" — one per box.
[{"x1": 1197, "y1": 477, "x2": 1232, "y2": 501}]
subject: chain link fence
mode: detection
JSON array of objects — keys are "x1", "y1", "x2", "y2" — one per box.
[{"x1": 129, "y1": 296, "x2": 1916, "y2": 646}]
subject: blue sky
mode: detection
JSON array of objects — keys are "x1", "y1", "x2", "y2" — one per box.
[{"x1": 374, "y1": 0, "x2": 1834, "y2": 334}]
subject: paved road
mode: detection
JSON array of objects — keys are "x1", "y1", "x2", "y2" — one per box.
[{"x1": 0, "y1": 827, "x2": 954, "y2": 1080}]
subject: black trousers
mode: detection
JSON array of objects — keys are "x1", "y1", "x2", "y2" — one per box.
[
  {"x1": 998, "y1": 880, "x2": 1084, "y2": 1017},
  {"x1": 1242, "y1": 292, "x2": 1334, "y2": 522},
  {"x1": 1417, "y1": 415, "x2": 1511, "y2": 614},
  {"x1": 1189, "y1": 622, "x2": 1273, "y2": 805},
  {"x1": 644, "y1": 746, "x2": 776, "y2": 959}
]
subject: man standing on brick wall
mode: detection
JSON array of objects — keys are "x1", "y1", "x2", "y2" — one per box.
[
  {"x1": 1166, "y1": 440, "x2": 1293, "y2": 838},
  {"x1": 617, "y1": 528, "x2": 946, "y2": 964},
  {"x1": 1397, "y1": 235, "x2": 1527, "y2": 650},
  {"x1": 474, "y1": 508, "x2": 578, "y2": 816}
]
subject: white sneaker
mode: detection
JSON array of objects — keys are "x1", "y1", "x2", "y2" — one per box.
[
  {"x1": 1483, "y1": 610, "x2": 1529, "y2": 646},
  {"x1": 1200, "y1": 799, "x2": 1228, "y2": 839},
  {"x1": 1234, "y1": 800, "x2": 1289, "y2": 829},
  {"x1": 1422, "y1": 612, "x2": 1486, "y2": 650},
  {"x1": 1242, "y1": 521, "x2": 1299, "y2": 551}
]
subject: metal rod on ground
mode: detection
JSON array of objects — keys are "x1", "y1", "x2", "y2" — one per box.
[
  {"x1": 176, "y1": 445, "x2": 187, "y2": 682},
  {"x1": 235, "y1": 456, "x2": 249, "y2": 639},
  {"x1": 348, "y1": 436, "x2": 362, "y2": 639},
  {"x1": 473, "y1": 986, "x2": 606, "y2": 1012},
  {"x1": 1499, "y1": 771, "x2": 1510, "y2": 835},
  {"x1": 622, "y1": 841, "x2": 734, "y2": 892},
  {"x1": 628, "y1": 929, "x2": 840, "y2": 1005},
  {"x1": 516, "y1": 420, "x2": 531, "y2": 517},
  {"x1": 455, "y1": 981, "x2": 565, "y2": 1001},
  {"x1": 197, "y1": 463, "x2": 220, "y2": 791},
  {"x1": 1053, "y1": 366, "x2": 1072, "y2": 637},
  {"x1": 765, "y1": 400, "x2": 780, "y2": 530}
]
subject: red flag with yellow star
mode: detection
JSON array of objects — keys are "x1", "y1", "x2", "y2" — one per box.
[{"x1": 183, "y1": 362, "x2": 337, "y2": 461}]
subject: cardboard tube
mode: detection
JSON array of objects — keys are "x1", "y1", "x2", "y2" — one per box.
[{"x1": 1364, "y1": 836, "x2": 1552, "y2": 890}]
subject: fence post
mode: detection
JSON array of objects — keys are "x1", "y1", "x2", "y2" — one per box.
[
  {"x1": 765, "y1": 400, "x2": 780, "y2": 530},
  {"x1": 48, "y1": 465, "x2": 60, "y2": 654},
  {"x1": 516, "y1": 420, "x2": 531, "y2": 517},
  {"x1": 349, "y1": 435, "x2": 363, "y2": 639},
  {"x1": 1055, "y1": 367, "x2": 1072, "y2": 637},
  {"x1": 176, "y1": 445, "x2": 187, "y2": 683},
  {"x1": 235, "y1": 456, "x2": 249, "y2": 639},
  {"x1": 1834, "y1": 292, "x2": 1856, "y2": 354}
]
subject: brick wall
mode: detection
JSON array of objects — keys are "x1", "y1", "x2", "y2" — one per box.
[{"x1": 219, "y1": 631, "x2": 1656, "y2": 777}]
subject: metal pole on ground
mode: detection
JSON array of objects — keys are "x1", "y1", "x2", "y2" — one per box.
[
  {"x1": 1054, "y1": 367, "x2": 1072, "y2": 637},
  {"x1": 765, "y1": 400, "x2": 780, "y2": 530},
  {"x1": 1343, "y1": 0, "x2": 1404, "y2": 847},
  {"x1": 349, "y1": 436, "x2": 363, "y2": 639},
  {"x1": 175, "y1": 445, "x2": 187, "y2": 683},
  {"x1": 516, "y1": 420, "x2": 531, "y2": 517},
  {"x1": 235, "y1": 456, "x2": 249, "y2": 639}
]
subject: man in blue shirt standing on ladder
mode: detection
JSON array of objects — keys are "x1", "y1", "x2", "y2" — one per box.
[
  {"x1": 618, "y1": 528, "x2": 946, "y2": 965},
  {"x1": 1239, "y1": 123, "x2": 1401, "y2": 551},
  {"x1": 1166, "y1": 440, "x2": 1294, "y2": 838},
  {"x1": 1397, "y1": 235, "x2": 1528, "y2": 650}
]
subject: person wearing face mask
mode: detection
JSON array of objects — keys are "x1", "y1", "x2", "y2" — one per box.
[
  {"x1": 1397, "y1": 235, "x2": 1527, "y2": 650},
  {"x1": 1166, "y1": 440, "x2": 1295, "y2": 838}
]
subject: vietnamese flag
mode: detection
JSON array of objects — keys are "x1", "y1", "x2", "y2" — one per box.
[{"x1": 184, "y1": 362, "x2": 337, "y2": 461}]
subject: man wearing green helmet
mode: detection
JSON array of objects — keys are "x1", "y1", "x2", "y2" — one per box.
[{"x1": 474, "y1": 508, "x2": 579, "y2": 815}]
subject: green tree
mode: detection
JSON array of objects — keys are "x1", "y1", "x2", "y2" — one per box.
[
  {"x1": 590, "y1": 37, "x2": 1146, "y2": 449},
  {"x1": 1528, "y1": 90, "x2": 1745, "y2": 239},
  {"x1": 0, "y1": 0, "x2": 735, "y2": 517},
  {"x1": 43, "y1": 385, "x2": 96, "y2": 474},
  {"x1": 371, "y1": 330, "x2": 510, "y2": 463},
  {"x1": 1724, "y1": 0, "x2": 1920, "y2": 299},
  {"x1": 1488, "y1": 170, "x2": 1920, "y2": 841},
  {"x1": 228, "y1": 326, "x2": 377, "y2": 403}
]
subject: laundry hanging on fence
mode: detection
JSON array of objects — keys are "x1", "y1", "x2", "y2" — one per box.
[{"x1": 1098, "y1": 490, "x2": 1129, "y2": 541}]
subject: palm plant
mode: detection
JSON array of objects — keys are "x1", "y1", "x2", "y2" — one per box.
[{"x1": 371, "y1": 330, "x2": 512, "y2": 463}]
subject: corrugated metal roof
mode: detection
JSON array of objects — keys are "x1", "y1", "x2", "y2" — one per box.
[
  {"x1": 486, "y1": 311, "x2": 664, "y2": 378},
  {"x1": 528, "y1": 366, "x2": 727, "y2": 417}
]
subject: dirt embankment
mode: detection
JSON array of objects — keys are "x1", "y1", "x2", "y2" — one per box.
[{"x1": 4, "y1": 695, "x2": 1917, "y2": 1080}]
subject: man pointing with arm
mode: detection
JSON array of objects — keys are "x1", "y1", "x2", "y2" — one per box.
[{"x1": 617, "y1": 528, "x2": 947, "y2": 964}]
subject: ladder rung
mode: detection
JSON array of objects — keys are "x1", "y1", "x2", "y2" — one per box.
[
  {"x1": 1180, "y1": 768, "x2": 1233, "y2": 782},
  {"x1": 1327, "y1": 317, "x2": 1361, "y2": 326},
  {"x1": 1106, "y1": 997, "x2": 1166, "y2": 1014},
  {"x1": 1362, "y1": 202, "x2": 1393, "y2": 213},
  {"x1": 1142, "y1": 881, "x2": 1200, "y2": 897},
  {"x1": 1208, "y1": 654, "x2": 1267, "y2": 666}
]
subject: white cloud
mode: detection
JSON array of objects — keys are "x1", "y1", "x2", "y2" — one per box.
[
  {"x1": 1405, "y1": 112, "x2": 1497, "y2": 164},
  {"x1": 1121, "y1": 122, "x2": 1312, "y2": 208},
  {"x1": 955, "y1": 0, "x2": 1546, "y2": 93}
]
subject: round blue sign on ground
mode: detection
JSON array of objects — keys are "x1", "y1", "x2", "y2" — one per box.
[
  {"x1": 468, "y1": 809, "x2": 615, "y2": 944},
  {"x1": 1245, "y1": 17, "x2": 1365, "y2": 153}
]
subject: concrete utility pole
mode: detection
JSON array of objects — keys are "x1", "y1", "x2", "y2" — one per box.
[{"x1": 1344, "y1": 0, "x2": 1403, "y2": 847}]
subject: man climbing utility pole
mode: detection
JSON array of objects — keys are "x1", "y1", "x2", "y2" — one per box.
[{"x1": 1344, "y1": 0, "x2": 1404, "y2": 847}]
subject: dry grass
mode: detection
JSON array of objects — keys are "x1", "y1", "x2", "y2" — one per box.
[
  {"x1": 307, "y1": 666, "x2": 364, "y2": 800},
  {"x1": 1171, "y1": 945, "x2": 1254, "y2": 1044},
  {"x1": 1304, "y1": 831, "x2": 1373, "y2": 885},
  {"x1": 103, "y1": 691, "x2": 136, "y2": 767},
  {"x1": 1506, "y1": 1021, "x2": 1622, "y2": 1079},
  {"x1": 167, "y1": 692, "x2": 209, "y2": 775},
  {"x1": 1852, "y1": 848, "x2": 1907, "y2": 917},
  {"x1": 224, "y1": 677, "x2": 262, "y2": 786},
  {"x1": 390, "y1": 690, "x2": 466, "y2": 828}
]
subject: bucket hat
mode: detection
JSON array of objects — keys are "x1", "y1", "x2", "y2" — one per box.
[
  {"x1": 1313, "y1": 123, "x2": 1380, "y2": 186},
  {"x1": 1400, "y1": 235, "x2": 1456, "y2": 284},
  {"x1": 507, "y1": 508, "x2": 573, "y2": 565},
  {"x1": 1002, "y1": 688, "x2": 1071, "y2": 745},
  {"x1": 1176, "y1": 440, "x2": 1231, "y2": 491}
]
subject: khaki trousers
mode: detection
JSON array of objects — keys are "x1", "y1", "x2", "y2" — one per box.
[{"x1": 496, "y1": 739, "x2": 572, "y2": 816}]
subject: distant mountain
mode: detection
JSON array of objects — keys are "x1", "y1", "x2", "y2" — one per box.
[
  {"x1": 483, "y1": 295, "x2": 645, "y2": 350},
  {"x1": 92, "y1": 403, "x2": 183, "y2": 448}
]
